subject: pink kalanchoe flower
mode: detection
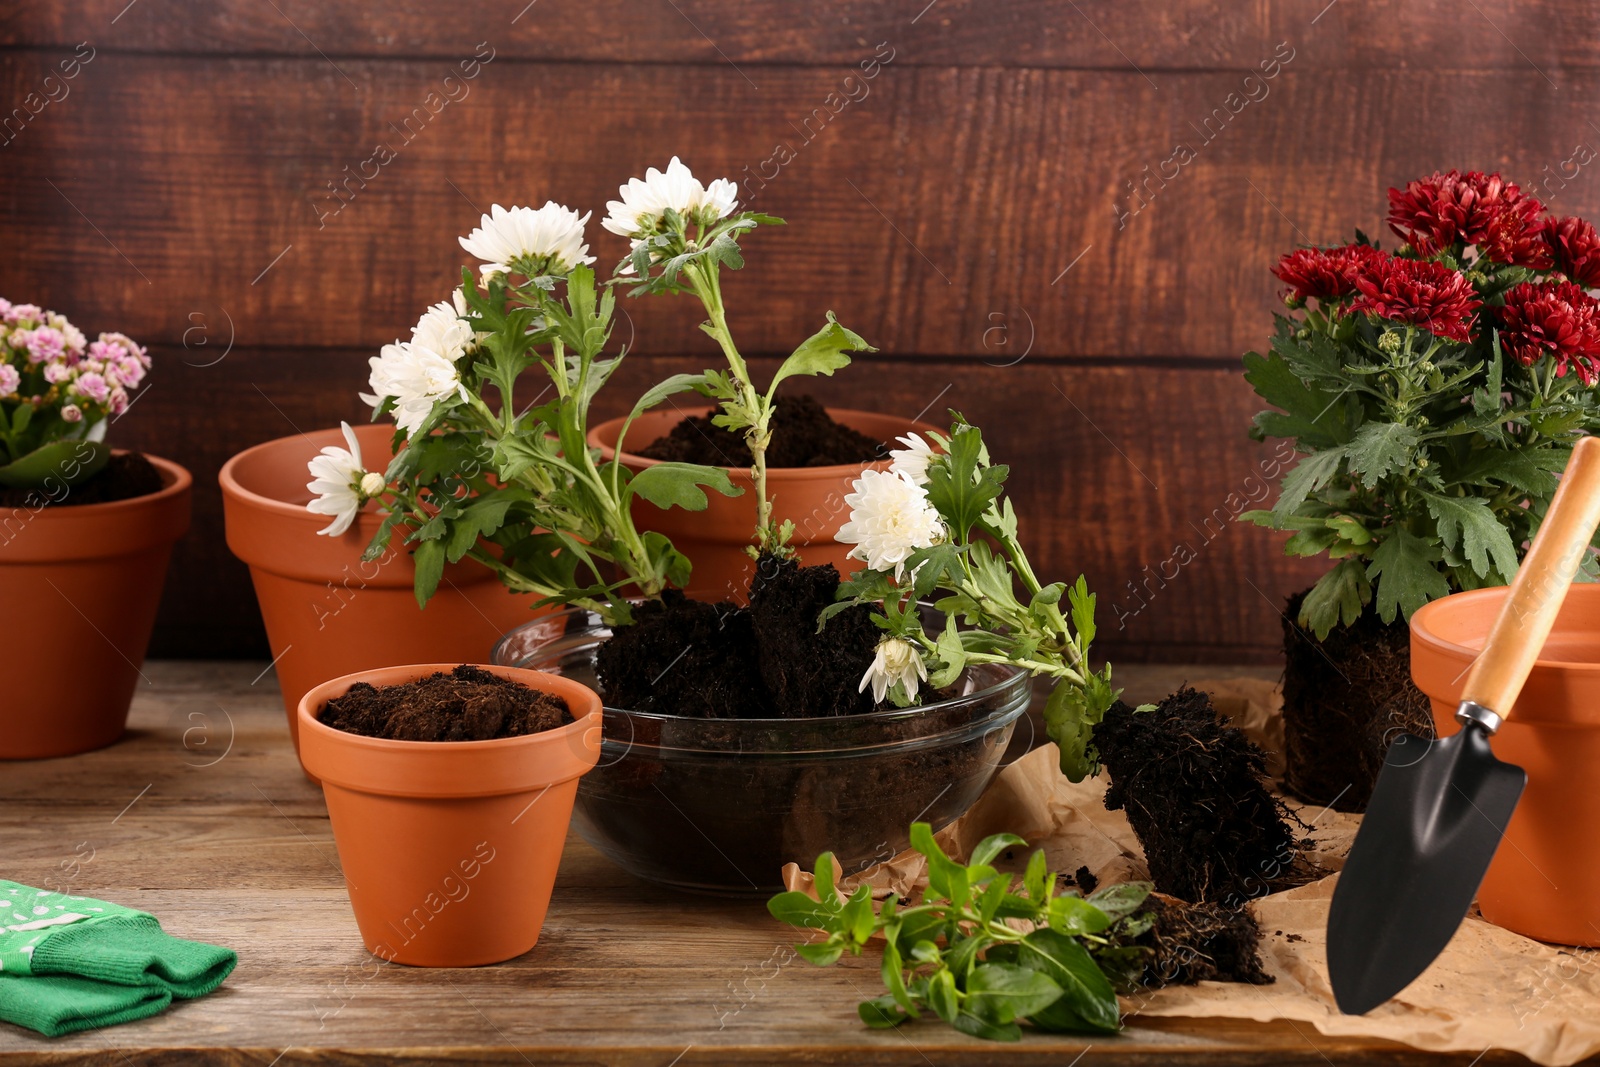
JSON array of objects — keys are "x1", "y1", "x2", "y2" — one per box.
[
  {"x1": 25, "y1": 327, "x2": 65, "y2": 364},
  {"x1": 73, "y1": 371, "x2": 110, "y2": 404},
  {"x1": 116, "y1": 355, "x2": 146, "y2": 388},
  {"x1": 99, "y1": 333, "x2": 150, "y2": 369},
  {"x1": 5, "y1": 304, "x2": 42, "y2": 326},
  {"x1": 60, "y1": 404, "x2": 83, "y2": 423},
  {"x1": 0, "y1": 299, "x2": 12, "y2": 316},
  {"x1": 109, "y1": 388, "x2": 129, "y2": 416},
  {"x1": 0, "y1": 364, "x2": 18, "y2": 396},
  {"x1": 43, "y1": 361, "x2": 72, "y2": 384}
]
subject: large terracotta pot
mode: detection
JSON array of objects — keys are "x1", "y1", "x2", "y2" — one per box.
[
  {"x1": 1411, "y1": 585, "x2": 1600, "y2": 946},
  {"x1": 220, "y1": 424, "x2": 542, "y2": 752},
  {"x1": 0, "y1": 453, "x2": 191, "y2": 759},
  {"x1": 588, "y1": 407, "x2": 939, "y2": 602},
  {"x1": 298, "y1": 663, "x2": 602, "y2": 966}
]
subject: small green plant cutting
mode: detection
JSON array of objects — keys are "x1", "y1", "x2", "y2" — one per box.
[{"x1": 768, "y1": 825, "x2": 1152, "y2": 1040}]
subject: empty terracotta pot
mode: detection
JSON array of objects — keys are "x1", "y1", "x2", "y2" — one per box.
[
  {"x1": 588, "y1": 407, "x2": 939, "y2": 602},
  {"x1": 221, "y1": 424, "x2": 543, "y2": 752},
  {"x1": 298, "y1": 663, "x2": 602, "y2": 967},
  {"x1": 0, "y1": 453, "x2": 191, "y2": 759},
  {"x1": 1411, "y1": 585, "x2": 1600, "y2": 946}
]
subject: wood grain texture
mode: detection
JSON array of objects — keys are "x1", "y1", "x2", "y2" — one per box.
[
  {"x1": 0, "y1": 662, "x2": 1537, "y2": 1066},
  {"x1": 106, "y1": 348, "x2": 1325, "y2": 661},
  {"x1": 5, "y1": 0, "x2": 1598, "y2": 72},
  {"x1": 3, "y1": 55, "x2": 1598, "y2": 360}
]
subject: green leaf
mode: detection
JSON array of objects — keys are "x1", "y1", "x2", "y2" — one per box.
[
  {"x1": 1272, "y1": 448, "x2": 1345, "y2": 519},
  {"x1": 1014, "y1": 929, "x2": 1121, "y2": 1033},
  {"x1": 1421, "y1": 491, "x2": 1519, "y2": 582},
  {"x1": 796, "y1": 940, "x2": 845, "y2": 966},
  {"x1": 767, "y1": 891, "x2": 835, "y2": 930},
  {"x1": 813, "y1": 851, "x2": 838, "y2": 906},
  {"x1": 1242, "y1": 347, "x2": 1350, "y2": 448},
  {"x1": 968, "y1": 832, "x2": 1027, "y2": 869},
  {"x1": 766, "y1": 312, "x2": 876, "y2": 398},
  {"x1": 626, "y1": 462, "x2": 743, "y2": 511},
  {"x1": 1085, "y1": 881, "x2": 1151, "y2": 923},
  {"x1": 411, "y1": 538, "x2": 446, "y2": 610},
  {"x1": 1297, "y1": 557, "x2": 1371, "y2": 639},
  {"x1": 1345, "y1": 422, "x2": 1421, "y2": 490},
  {"x1": 910, "y1": 822, "x2": 969, "y2": 908},
  {"x1": 1367, "y1": 526, "x2": 1450, "y2": 623},
  {"x1": 965, "y1": 962, "x2": 1063, "y2": 1025},
  {"x1": 859, "y1": 995, "x2": 911, "y2": 1028},
  {"x1": 1046, "y1": 895, "x2": 1113, "y2": 937},
  {"x1": 924, "y1": 424, "x2": 1008, "y2": 539}
]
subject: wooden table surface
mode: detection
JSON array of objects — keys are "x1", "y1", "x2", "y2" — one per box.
[{"x1": 0, "y1": 661, "x2": 1552, "y2": 1066}]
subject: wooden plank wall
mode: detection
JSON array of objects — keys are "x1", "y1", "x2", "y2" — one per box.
[{"x1": 4, "y1": 1, "x2": 1598, "y2": 662}]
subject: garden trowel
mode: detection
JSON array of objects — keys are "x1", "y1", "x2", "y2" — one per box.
[{"x1": 1327, "y1": 434, "x2": 1600, "y2": 1015}]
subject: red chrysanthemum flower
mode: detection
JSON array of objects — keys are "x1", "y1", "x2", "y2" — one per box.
[
  {"x1": 1496, "y1": 281, "x2": 1600, "y2": 385},
  {"x1": 1387, "y1": 170, "x2": 1544, "y2": 256},
  {"x1": 1348, "y1": 255, "x2": 1483, "y2": 343},
  {"x1": 1543, "y1": 216, "x2": 1600, "y2": 288},
  {"x1": 1482, "y1": 204, "x2": 1554, "y2": 269},
  {"x1": 1271, "y1": 244, "x2": 1387, "y2": 302}
]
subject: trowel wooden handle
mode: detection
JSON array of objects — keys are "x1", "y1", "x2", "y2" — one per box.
[{"x1": 1461, "y1": 435, "x2": 1600, "y2": 718}]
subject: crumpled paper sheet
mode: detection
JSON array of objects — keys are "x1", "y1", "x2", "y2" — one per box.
[{"x1": 782, "y1": 679, "x2": 1600, "y2": 1066}]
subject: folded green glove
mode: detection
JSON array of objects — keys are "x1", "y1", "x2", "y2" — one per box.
[{"x1": 0, "y1": 881, "x2": 236, "y2": 1037}]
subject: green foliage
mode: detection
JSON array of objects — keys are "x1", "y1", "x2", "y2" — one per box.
[
  {"x1": 834, "y1": 417, "x2": 1118, "y2": 781},
  {"x1": 769, "y1": 823, "x2": 1151, "y2": 1041},
  {"x1": 1244, "y1": 257, "x2": 1600, "y2": 639},
  {"x1": 365, "y1": 264, "x2": 740, "y2": 624}
]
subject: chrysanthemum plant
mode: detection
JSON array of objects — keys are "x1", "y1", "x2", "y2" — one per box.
[
  {"x1": 310, "y1": 201, "x2": 744, "y2": 627},
  {"x1": 0, "y1": 300, "x2": 149, "y2": 489},
  {"x1": 1244, "y1": 170, "x2": 1600, "y2": 639},
  {"x1": 829, "y1": 415, "x2": 1127, "y2": 783},
  {"x1": 606, "y1": 157, "x2": 875, "y2": 557}
]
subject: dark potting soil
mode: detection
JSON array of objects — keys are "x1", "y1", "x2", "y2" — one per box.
[
  {"x1": 1105, "y1": 894, "x2": 1273, "y2": 988},
  {"x1": 595, "y1": 556, "x2": 882, "y2": 719},
  {"x1": 318, "y1": 664, "x2": 572, "y2": 742},
  {"x1": 1281, "y1": 588, "x2": 1434, "y2": 813},
  {"x1": 580, "y1": 557, "x2": 1005, "y2": 890},
  {"x1": 0, "y1": 452, "x2": 164, "y2": 508},
  {"x1": 637, "y1": 393, "x2": 885, "y2": 468},
  {"x1": 1098, "y1": 687, "x2": 1310, "y2": 906}
]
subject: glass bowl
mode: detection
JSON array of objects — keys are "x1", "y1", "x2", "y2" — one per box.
[{"x1": 492, "y1": 608, "x2": 1031, "y2": 894}]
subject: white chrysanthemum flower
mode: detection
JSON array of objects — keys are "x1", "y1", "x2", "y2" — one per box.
[
  {"x1": 458, "y1": 202, "x2": 596, "y2": 282},
  {"x1": 410, "y1": 299, "x2": 473, "y2": 363},
  {"x1": 306, "y1": 422, "x2": 375, "y2": 537},
  {"x1": 602, "y1": 156, "x2": 739, "y2": 237},
  {"x1": 837, "y1": 468, "x2": 945, "y2": 578},
  {"x1": 361, "y1": 340, "x2": 467, "y2": 437},
  {"x1": 859, "y1": 636, "x2": 929, "y2": 704},
  {"x1": 888, "y1": 432, "x2": 938, "y2": 486}
]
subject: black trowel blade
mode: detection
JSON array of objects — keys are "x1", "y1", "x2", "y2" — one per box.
[{"x1": 1326, "y1": 727, "x2": 1526, "y2": 1015}]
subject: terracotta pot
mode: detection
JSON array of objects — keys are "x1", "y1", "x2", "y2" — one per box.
[
  {"x1": 588, "y1": 406, "x2": 939, "y2": 602},
  {"x1": 0, "y1": 454, "x2": 191, "y2": 759},
  {"x1": 1411, "y1": 585, "x2": 1600, "y2": 946},
  {"x1": 221, "y1": 424, "x2": 543, "y2": 753},
  {"x1": 298, "y1": 663, "x2": 602, "y2": 966}
]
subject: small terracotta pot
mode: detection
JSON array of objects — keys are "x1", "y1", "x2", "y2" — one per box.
[
  {"x1": 588, "y1": 407, "x2": 939, "y2": 602},
  {"x1": 1411, "y1": 585, "x2": 1600, "y2": 946},
  {"x1": 298, "y1": 663, "x2": 602, "y2": 966},
  {"x1": 0, "y1": 454, "x2": 191, "y2": 760},
  {"x1": 221, "y1": 424, "x2": 543, "y2": 753}
]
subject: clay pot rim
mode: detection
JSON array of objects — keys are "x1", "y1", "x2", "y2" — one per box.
[
  {"x1": 298, "y1": 661, "x2": 603, "y2": 753},
  {"x1": 588, "y1": 406, "x2": 942, "y2": 481},
  {"x1": 219, "y1": 424, "x2": 391, "y2": 522},
  {"x1": 1412, "y1": 585, "x2": 1600, "y2": 672},
  {"x1": 10, "y1": 451, "x2": 192, "y2": 516}
]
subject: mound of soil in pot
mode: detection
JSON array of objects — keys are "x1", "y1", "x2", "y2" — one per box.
[
  {"x1": 319, "y1": 665, "x2": 572, "y2": 742},
  {"x1": 1281, "y1": 588, "x2": 1434, "y2": 813},
  {"x1": 637, "y1": 393, "x2": 885, "y2": 468},
  {"x1": 0, "y1": 452, "x2": 164, "y2": 508},
  {"x1": 1098, "y1": 687, "x2": 1310, "y2": 906},
  {"x1": 595, "y1": 556, "x2": 881, "y2": 719},
  {"x1": 1098, "y1": 893, "x2": 1272, "y2": 989}
]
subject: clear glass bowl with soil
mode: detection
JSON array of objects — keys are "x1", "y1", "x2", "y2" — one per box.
[{"x1": 492, "y1": 605, "x2": 1030, "y2": 894}]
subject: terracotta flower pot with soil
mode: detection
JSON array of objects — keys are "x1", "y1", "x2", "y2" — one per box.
[
  {"x1": 1411, "y1": 585, "x2": 1600, "y2": 947},
  {"x1": 588, "y1": 401, "x2": 940, "y2": 603},
  {"x1": 297, "y1": 663, "x2": 602, "y2": 966},
  {"x1": 0, "y1": 452, "x2": 191, "y2": 759},
  {"x1": 221, "y1": 424, "x2": 542, "y2": 752}
]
